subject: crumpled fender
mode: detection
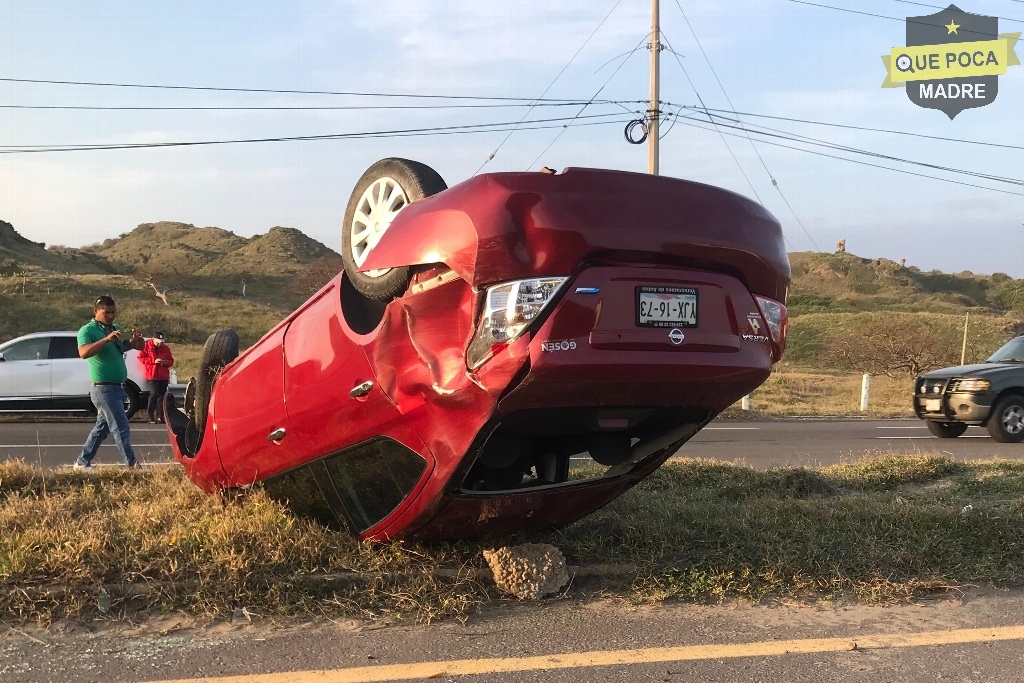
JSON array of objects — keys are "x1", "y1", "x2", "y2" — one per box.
[{"x1": 358, "y1": 167, "x2": 790, "y2": 301}]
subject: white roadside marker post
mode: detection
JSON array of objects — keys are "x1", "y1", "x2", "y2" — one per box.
[
  {"x1": 742, "y1": 395, "x2": 751, "y2": 410},
  {"x1": 860, "y1": 373, "x2": 871, "y2": 413}
]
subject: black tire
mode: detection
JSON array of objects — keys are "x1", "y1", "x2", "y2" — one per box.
[
  {"x1": 122, "y1": 382, "x2": 142, "y2": 420},
  {"x1": 183, "y1": 376, "x2": 197, "y2": 420},
  {"x1": 926, "y1": 421, "x2": 967, "y2": 438},
  {"x1": 987, "y1": 394, "x2": 1024, "y2": 443},
  {"x1": 342, "y1": 158, "x2": 447, "y2": 301},
  {"x1": 194, "y1": 330, "x2": 240, "y2": 437}
]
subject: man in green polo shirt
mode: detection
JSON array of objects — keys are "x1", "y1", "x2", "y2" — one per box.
[{"x1": 74, "y1": 295, "x2": 145, "y2": 470}]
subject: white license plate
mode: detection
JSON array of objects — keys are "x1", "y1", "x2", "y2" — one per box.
[
  {"x1": 925, "y1": 399, "x2": 941, "y2": 411},
  {"x1": 637, "y1": 286, "x2": 698, "y2": 328}
]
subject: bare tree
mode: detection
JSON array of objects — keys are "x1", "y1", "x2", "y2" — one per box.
[
  {"x1": 825, "y1": 317, "x2": 961, "y2": 377},
  {"x1": 149, "y1": 280, "x2": 173, "y2": 305}
]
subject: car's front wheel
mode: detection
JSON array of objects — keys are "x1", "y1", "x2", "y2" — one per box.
[
  {"x1": 342, "y1": 158, "x2": 447, "y2": 301},
  {"x1": 987, "y1": 394, "x2": 1024, "y2": 443},
  {"x1": 926, "y1": 421, "x2": 967, "y2": 438}
]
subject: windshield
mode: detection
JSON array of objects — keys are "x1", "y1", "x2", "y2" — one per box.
[{"x1": 987, "y1": 336, "x2": 1024, "y2": 363}]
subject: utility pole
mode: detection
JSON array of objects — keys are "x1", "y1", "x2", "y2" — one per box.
[
  {"x1": 961, "y1": 312, "x2": 970, "y2": 365},
  {"x1": 648, "y1": 0, "x2": 661, "y2": 175}
]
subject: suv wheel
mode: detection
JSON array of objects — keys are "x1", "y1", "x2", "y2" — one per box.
[
  {"x1": 926, "y1": 421, "x2": 968, "y2": 438},
  {"x1": 987, "y1": 394, "x2": 1024, "y2": 443}
]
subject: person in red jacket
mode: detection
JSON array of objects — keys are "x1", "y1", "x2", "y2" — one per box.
[{"x1": 139, "y1": 332, "x2": 175, "y2": 423}]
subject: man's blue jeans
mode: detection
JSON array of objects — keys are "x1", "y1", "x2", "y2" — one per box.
[{"x1": 76, "y1": 385, "x2": 137, "y2": 467}]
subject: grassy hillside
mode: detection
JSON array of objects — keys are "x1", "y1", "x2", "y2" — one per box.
[
  {"x1": 0, "y1": 220, "x2": 101, "y2": 275},
  {"x1": 780, "y1": 252, "x2": 1022, "y2": 381},
  {"x1": 200, "y1": 226, "x2": 338, "y2": 277},
  {"x1": 0, "y1": 272, "x2": 290, "y2": 348},
  {"x1": 788, "y1": 252, "x2": 1024, "y2": 316},
  {"x1": 84, "y1": 221, "x2": 249, "y2": 276},
  {"x1": 0, "y1": 220, "x2": 340, "y2": 348}
]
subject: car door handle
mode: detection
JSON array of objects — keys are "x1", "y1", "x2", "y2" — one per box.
[
  {"x1": 350, "y1": 380, "x2": 374, "y2": 398},
  {"x1": 267, "y1": 427, "x2": 286, "y2": 442}
]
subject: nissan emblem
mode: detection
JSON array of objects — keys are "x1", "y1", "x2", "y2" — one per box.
[{"x1": 668, "y1": 328, "x2": 685, "y2": 345}]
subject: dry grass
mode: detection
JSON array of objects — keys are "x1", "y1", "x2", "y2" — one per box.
[
  {"x1": 723, "y1": 369, "x2": 914, "y2": 418},
  {"x1": 0, "y1": 464, "x2": 488, "y2": 625},
  {"x1": 168, "y1": 343, "x2": 202, "y2": 380},
  {"x1": 3, "y1": 453, "x2": 1024, "y2": 625}
]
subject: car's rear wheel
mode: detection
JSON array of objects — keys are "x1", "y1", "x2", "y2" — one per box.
[
  {"x1": 194, "y1": 330, "x2": 240, "y2": 436},
  {"x1": 926, "y1": 421, "x2": 967, "y2": 438},
  {"x1": 342, "y1": 158, "x2": 447, "y2": 301},
  {"x1": 987, "y1": 394, "x2": 1024, "y2": 443}
]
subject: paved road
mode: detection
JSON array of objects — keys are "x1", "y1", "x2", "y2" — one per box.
[
  {"x1": 0, "y1": 421, "x2": 176, "y2": 468},
  {"x1": 0, "y1": 419, "x2": 1017, "y2": 470},
  {"x1": 4, "y1": 590, "x2": 1024, "y2": 682},
  {"x1": 684, "y1": 419, "x2": 1017, "y2": 468}
]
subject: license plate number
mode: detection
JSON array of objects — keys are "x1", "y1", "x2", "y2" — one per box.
[
  {"x1": 636, "y1": 286, "x2": 698, "y2": 328},
  {"x1": 925, "y1": 399, "x2": 941, "y2": 411}
]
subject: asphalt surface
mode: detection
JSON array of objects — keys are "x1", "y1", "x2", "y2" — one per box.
[
  {"x1": 0, "y1": 418, "x2": 1017, "y2": 470},
  {"x1": 3, "y1": 589, "x2": 1024, "y2": 682}
]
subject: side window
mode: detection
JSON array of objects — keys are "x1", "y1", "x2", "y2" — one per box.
[
  {"x1": 49, "y1": 337, "x2": 80, "y2": 360},
  {"x1": 259, "y1": 438, "x2": 428, "y2": 535},
  {"x1": 321, "y1": 438, "x2": 428, "y2": 533},
  {"x1": 262, "y1": 464, "x2": 344, "y2": 530},
  {"x1": 2, "y1": 338, "x2": 50, "y2": 361}
]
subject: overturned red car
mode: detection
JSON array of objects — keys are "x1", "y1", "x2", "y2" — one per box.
[{"x1": 166, "y1": 159, "x2": 790, "y2": 541}]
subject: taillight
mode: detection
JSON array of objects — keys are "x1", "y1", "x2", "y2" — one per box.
[
  {"x1": 466, "y1": 277, "x2": 568, "y2": 369},
  {"x1": 754, "y1": 295, "x2": 787, "y2": 361}
]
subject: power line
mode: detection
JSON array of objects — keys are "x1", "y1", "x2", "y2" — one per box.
[
  {"x1": 0, "y1": 76, "x2": 617, "y2": 104},
  {"x1": 682, "y1": 110, "x2": 1024, "y2": 187},
  {"x1": 668, "y1": 105, "x2": 1024, "y2": 152},
  {"x1": 669, "y1": 113, "x2": 1024, "y2": 197},
  {"x1": 660, "y1": 32, "x2": 768, "y2": 208},
  {"x1": 0, "y1": 113, "x2": 632, "y2": 154},
  {"x1": 526, "y1": 33, "x2": 649, "y2": 171},
  {"x1": 783, "y1": 0, "x2": 1011, "y2": 39},
  {"x1": 0, "y1": 101, "x2": 638, "y2": 111},
  {"x1": 888, "y1": 0, "x2": 1024, "y2": 25},
  {"x1": 474, "y1": 0, "x2": 625, "y2": 175},
  {"x1": 672, "y1": 0, "x2": 820, "y2": 252}
]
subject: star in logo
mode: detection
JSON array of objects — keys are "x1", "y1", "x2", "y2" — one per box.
[{"x1": 945, "y1": 19, "x2": 960, "y2": 34}]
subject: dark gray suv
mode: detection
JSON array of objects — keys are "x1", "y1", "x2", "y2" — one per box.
[{"x1": 914, "y1": 336, "x2": 1024, "y2": 442}]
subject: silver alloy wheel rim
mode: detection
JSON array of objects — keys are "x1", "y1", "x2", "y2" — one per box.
[
  {"x1": 349, "y1": 176, "x2": 408, "y2": 278},
  {"x1": 1002, "y1": 404, "x2": 1024, "y2": 435}
]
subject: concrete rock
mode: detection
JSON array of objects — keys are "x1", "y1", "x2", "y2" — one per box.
[{"x1": 482, "y1": 543, "x2": 570, "y2": 600}]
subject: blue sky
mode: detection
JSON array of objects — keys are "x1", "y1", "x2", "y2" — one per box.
[{"x1": 1, "y1": 1, "x2": 1022, "y2": 276}]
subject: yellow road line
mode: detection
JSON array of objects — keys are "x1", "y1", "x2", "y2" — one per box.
[{"x1": 145, "y1": 624, "x2": 1024, "y2": 683}]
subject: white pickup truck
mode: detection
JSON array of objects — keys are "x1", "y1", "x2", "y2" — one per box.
[{"x1": 0, "y1": 330, "x2": 183, "y2": 418}]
